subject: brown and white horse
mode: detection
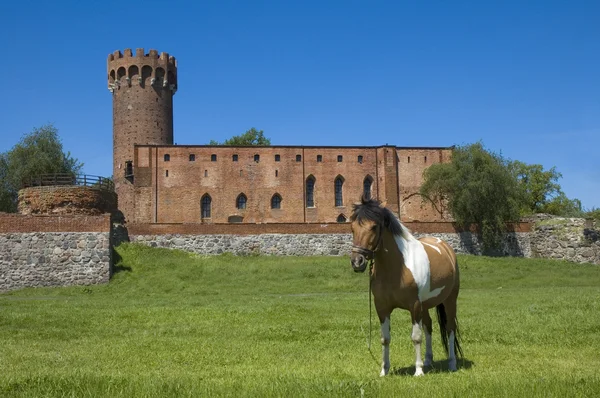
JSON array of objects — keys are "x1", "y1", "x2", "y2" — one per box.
[{"x1": 350, "y1": 197, "x2": 463, "y2": 376}]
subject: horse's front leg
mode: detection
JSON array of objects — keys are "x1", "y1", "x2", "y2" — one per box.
[
  {"x1": 411, "y1": 300, "x2": 424, "y2": 376},
  {"x1": 378, "y1": 314, "x2": 391, "y2": 377}
]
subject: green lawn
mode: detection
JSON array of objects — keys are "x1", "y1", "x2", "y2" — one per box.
[{"x1": 1, "y1": 243, "x2": 599, "y2": 397}]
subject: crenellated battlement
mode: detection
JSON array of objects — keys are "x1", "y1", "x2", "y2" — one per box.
[{"x1": 107, "y1": 48, "x2": 177, "y2": 93}]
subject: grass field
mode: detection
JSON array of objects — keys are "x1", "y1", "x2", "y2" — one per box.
[{"x1": 1, "y1": 243, "x2": 599, "y2": 397}]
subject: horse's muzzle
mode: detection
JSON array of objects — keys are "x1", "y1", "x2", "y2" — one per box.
[{"x1": 351, "y1": 254, "x2": 367, "y2": 273}]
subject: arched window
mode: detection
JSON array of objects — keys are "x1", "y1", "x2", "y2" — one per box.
[
  {"x1": 363, "y1": 176, "x2": 373, "y2": 200},
  {"x1": 201, "y1": 194, "x2": 212, "y2": 218},
  {"x1": 337, "y1": 214, "x2": 347, "y2": 223},
  {"x1": 306, "y1": 176, "x2": 315, "y2": 207},
  {"x1": 164, "y1": 154, "x2": 170, "y2": 162},
  {"x1": 335, "y1": 176, "x2": 344, "y2": 207},
  {"x1": 189, "y1": 154, "x2": 195, "y2": 161},
  {"x1": 236, "y1": 193, "x2": 247, "y2": 210},
  {"x1": 271, "y1": 194, "x2": 282, "y2": 209}
]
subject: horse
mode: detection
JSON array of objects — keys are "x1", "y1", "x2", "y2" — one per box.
[{"x1": 349, "y1": 197, "x2": 463, "y2": 377}]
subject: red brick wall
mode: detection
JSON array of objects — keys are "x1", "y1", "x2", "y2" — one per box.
[
  {"x1": 127, "y1": 221, "x2": 531, "y2": 236},
  {"x1": 0, "y1": 214, "x2": 111, "y2": 233},
  {"x1": 397, "y1": 148, "x2": 453, "y2": 222},
  {"x1": 108, "y1": 48, "x2": 177, "y2": 223},
  {"x1": 127, "y1": 145, "x2": 455, "y2": 224},
  {"x1": 133, "y1": 145, "x2": 387, "y2": 224}
]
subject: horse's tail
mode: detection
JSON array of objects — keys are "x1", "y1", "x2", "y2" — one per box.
[{"x1": 435, "y1": 303, "x2": 463, "y2": 359}]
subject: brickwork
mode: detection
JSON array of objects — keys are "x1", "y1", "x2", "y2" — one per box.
[
  {"x1": 106, "y1": 48, "x2": 453, "y2": 225},
  {"x1": 108, "y1": 48, "x2": 177, "y2": 223},
  {"x1": 126, "y1": 221, "x2": 531, "y2": 236},
  {"x1": 397, "y1": 148, "x2": 453, "y2": 221},
  {"x1": 0, "y1": 213, "x2": 111, "y2": 233},
  {"x1": 18, "y1": 187, "x2": 117, "y2": 216}
]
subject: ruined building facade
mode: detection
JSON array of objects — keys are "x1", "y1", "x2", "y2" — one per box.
[{"x1": 108, "y1": 49, "x2": 451, "y2": 224}]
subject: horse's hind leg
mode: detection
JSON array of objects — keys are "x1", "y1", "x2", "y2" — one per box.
[
  {"x1": 444, "y1": 299, "x2": 458, "y2": 372},
  {"x1": 422, "y1": 309, "x2": 433, "y2": 367},
  {"x1": 410, "y1": 300, "x2": 424, "y2": 376}
]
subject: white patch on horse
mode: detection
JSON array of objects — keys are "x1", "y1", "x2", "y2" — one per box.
[
  {"x1": 394, "y1": 233, "x2": 445, "y2": 301},
  {"x1": 380, "y1": 317, "x2": 391, "y2": 376},
  {"x1": 422, "y1": 241, "x2": 441, "y2": 254}
]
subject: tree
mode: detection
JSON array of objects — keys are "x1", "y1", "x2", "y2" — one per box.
[
  {"x1": 420, "y1": 142, "x2": 522, "y2": 253},
  {"x1": 508, "y1": 161, "x2": 563, "y2": 214},
  {"x1": 541, "y1": 193, "x2": 583, "y2": 217},
  {"x1": 209, "y1": 128, "x2": 271, "y2": 146},
  {"x1": 0, "y1": 124, "x2": 83, "y2": 212}
]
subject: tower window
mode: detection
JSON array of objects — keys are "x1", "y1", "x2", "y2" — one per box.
[
  {"x1": 124, "y1": 161, "x2": 133, "y2": 177},
  {"x1": 211, "y1": 154, "x2": 217, "y2": 162},
  {"x1": 204, "y1": 170, "x2": 208, "y2": 177},
  {"x1": 358, "y1": 155, "x2": 363, "y2": 164},
  {"x1": 236, "y1": 193, "x2": 247, "y2": 210},
  {"x1": 275, "y1": 170, "x2": 278, "y2": 177},
  {"x1": 337, "y1": 155, "x2": 343, "y2": 162},
  {"x1": 306, "y1": 176, "x2": 315, "y2": 207},
  {"x1": 296, "y1": 154, "x2": 302, "y2": 162},
  {"x1": 233, "y1": 154, "x2": 238, "y2": 162},
  {"x1": 189, "y1": 154, "x2": 196, "y2": 161},
  {"x1": 335, "y1": 176, "x2": 344, "y2": 207},
  {"x1": 201, "y1": 195, "x2": 212, "y2": 218},
  {"x1": 275, "y1": 154, "x2": 280, "y2": 162},
  {"x1": 164, "y1": 154, "x2": 170, "y2": 162},
  {"x1": 424, "y1": 156, "x2": 427, "y2": 163},
  {"x1": 337, "y1": 214, "x2": 347, "y2": 223},
  {"x1": 317, "y1": 155, "x2": 322, "y2": 162},
  {"x1": 165, "y1": 170, "x2": 169, "y2": 177},
  {"x1": 408, "y1": 156, "x2": 411, "y2": 163},
  {"x1": 363, "y1": 176, "x2": 373, "y2": 200},
  {"x1": 271, "y1": 194, "x2": 282, "y2": 209},
  {"x1": 254, "y1": 154, "x2": 260, "y2": 162}
]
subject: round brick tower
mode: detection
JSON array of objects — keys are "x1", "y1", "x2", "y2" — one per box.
[{"x1": 107, "y1": 48, "x2": 177, "y2": 222}]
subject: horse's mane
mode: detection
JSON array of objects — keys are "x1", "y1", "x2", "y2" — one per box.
[{"x1": 350, "y1": 196, "x2": 416, "y2": 241}]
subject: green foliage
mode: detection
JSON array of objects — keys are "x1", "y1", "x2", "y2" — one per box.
[
  {"x1": 585, "y1": 207, "x2": 600, "y2": 221},
  {"x1": 1, "y1": 246, "x2": 600, "y2": 397},
  {"x1": 540, "y1": 192, "x2": 583, "y2": 217},
  {"x1": 0, "y1": 125, "x2": 83, "y2": 212},
  {"x1": 508, "y1": 161, "x2": 563, "y2": 214},
  {"x1": 209, "y1": 127, "x2": 271, "y2": 146},
  {"x1": 420, "y1": 142, "x2": 521, "y2": 253}
]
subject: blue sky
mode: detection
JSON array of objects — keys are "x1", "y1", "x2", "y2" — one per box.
[{"x1": 2, "y1": 0, "x2": 598, "y2": 209}]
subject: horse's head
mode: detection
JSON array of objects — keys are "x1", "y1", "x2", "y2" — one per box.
[{"x1": 349, "y1": 197, "x2": 385, "y2": 273}]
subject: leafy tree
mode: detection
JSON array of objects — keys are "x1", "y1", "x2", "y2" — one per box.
[
  {"x1": 209, "y1": 128, "x2": 271, "y2": 146},
  {"x1": 0, "y1": 124, "x2": 83, "y2": 212},
  {"x1": 508, "y1": 161, "x2": 563, "y2": 214},
  {"x1": 541, "y1": 193, "x2": 583, "y2": 217},
  {"x1": 420, "y1": 142, "x2": 522, "y2": 253}
]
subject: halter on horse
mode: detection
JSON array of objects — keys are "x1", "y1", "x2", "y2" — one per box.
[{"x1": 350, "y1": 197, "x2": 463, "y2": 376}]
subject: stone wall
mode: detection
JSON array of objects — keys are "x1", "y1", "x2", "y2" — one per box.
[
  {"x1": 130, "y1": 230, "x2": 531, "y2": 258},
  {"x1": 0, "y1": 232, "x2": 111, "y2": 291},
  {"x1": 0, "y1": 214, "x2": 112, "y2": 292},
  {"x1": 531, "y1": 218, "x2": 599, "y2": 264}
]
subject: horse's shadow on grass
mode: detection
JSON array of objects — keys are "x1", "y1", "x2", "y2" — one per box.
[{"x1": 391, "y1": 358, "x2": 474, "y2": 376}]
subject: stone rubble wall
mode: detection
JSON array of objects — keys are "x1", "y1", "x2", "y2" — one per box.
[
  {"x1": 130, "y1": 231, "x2": 531, "y2": 258},
  {"x1": 0, "y1": 232, "x2": 111, "y2": 292},
  {"x1": 531, "y1": 218, "x2": 599, "y2": 265}
]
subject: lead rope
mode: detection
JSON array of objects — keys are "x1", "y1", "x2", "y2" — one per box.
[{"x1": 367, "y1": 259, "x2": 374, "y2": 351}]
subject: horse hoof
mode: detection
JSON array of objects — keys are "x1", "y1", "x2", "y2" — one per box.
[
  {"x1": 424, "y1": 357, "x2": 433, "y2": 367},
  {"x1": 380, "y1": 368, "x2": 389, "y2": 377},
  {"x1": 414, "y1": 368, "x2": 424, "y2": 377},
  {"x1": 448, "y1": 360, "x2": 457, "y2": 372}
]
